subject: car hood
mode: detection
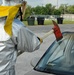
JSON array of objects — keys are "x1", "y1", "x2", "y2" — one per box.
[{"x1": 24, "y1": 70, "x2": 55, "y2": 75}]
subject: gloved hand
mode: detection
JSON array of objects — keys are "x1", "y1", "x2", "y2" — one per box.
[{"x1": 37, "y1": 37, "x2": 43, "y2": 44}]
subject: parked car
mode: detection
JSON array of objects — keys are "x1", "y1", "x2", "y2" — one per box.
[{"x1": 24, "y1": 32, "x2": 74, "y2": 75}]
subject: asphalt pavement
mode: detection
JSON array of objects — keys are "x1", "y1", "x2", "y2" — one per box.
[{"x1": 15, "y1": 24, "x2": 74, "y2": 75}]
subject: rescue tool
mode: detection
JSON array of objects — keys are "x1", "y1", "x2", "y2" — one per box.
[
  {"x1": 18, "y1": 20, "x2": 63, "y2": 56},
  {"x1": 40, "y1": 20, "x2": 63, "y2": 41}
]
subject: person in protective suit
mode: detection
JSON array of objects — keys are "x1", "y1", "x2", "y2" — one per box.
[{"x1": 0, "y1": 0, "x2": 42, "y2": 75}]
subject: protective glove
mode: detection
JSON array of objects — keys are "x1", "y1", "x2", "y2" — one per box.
[{"x1": 37, "y1": 37, "x2": 43, "y2": 44}]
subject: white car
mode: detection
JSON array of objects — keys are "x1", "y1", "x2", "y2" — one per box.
[{"x1": 24, "y1": 32, "x2": 74, "y2": 75}]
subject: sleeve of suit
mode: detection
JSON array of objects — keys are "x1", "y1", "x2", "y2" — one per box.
[{"x1": 17, "y1": 26, "x2": 40, "y2": 52}]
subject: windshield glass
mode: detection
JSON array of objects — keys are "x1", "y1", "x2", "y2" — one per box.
[{"x1": 35, "y1": 33, "x2": 74, "y2": 75}]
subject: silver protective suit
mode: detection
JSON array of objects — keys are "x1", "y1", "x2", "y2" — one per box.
[
  {"x1": 0, "y1": 18, "x2": 40, "y2": 75},
  {"x1": 0, "y1": 0, "x2": 40, "y2": 75}
]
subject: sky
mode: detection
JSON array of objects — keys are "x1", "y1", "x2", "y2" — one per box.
[{"x1": 25, "y1": 0, "x2": 74, "y2": 7}]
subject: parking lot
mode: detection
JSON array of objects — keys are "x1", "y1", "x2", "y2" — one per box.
[{"x1": 15, "y1": 24, "x2": 74, "y2": 75}]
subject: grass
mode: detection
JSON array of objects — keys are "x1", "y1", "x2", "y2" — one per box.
[
  {"x1": 63, "y1": 20, "x2": 74, "y2": 24},
  {"x1": 23, "y1": 19, "x2": 74, "y2": 26}
]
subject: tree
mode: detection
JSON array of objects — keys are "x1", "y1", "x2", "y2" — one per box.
[
  {"x1": 59, "y1": 4, "x2": 68, "y2": 14},
  {"x1": 45, "y1": 3, "x2": 54, "y2": 15},
  {"x1": 33, "y1": 6, "x2": 42, "y2": 14},
  {"x1": 67, "y1": 5, "x2": 74, "y2": 14},
  {"x1": 31, "y1": 3, "x2": 55, "y2": 15},
  {"x1": 24, "y1": 5, "x2": 32, "y2": 20},
  {"x1": 53, "y1": 9, "x2": 61, "y2": 15},
  {"x1": 24, "y1": 3, "x2": 74, "y2": 20}
]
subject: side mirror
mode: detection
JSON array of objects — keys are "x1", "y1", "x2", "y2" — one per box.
[{"x1": 30, "y1": 57, "x2": 40, "y2": 67}]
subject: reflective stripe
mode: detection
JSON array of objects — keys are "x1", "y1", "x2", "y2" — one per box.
[{"x1": 0, "y1": 4, "x2": 21, "y2": 36}]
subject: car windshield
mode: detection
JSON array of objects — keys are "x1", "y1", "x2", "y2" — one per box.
[{"x1": 35, "y1": 32, "x2": 74, "y2": 75}]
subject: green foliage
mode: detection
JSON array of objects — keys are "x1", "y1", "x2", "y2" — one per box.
[
  {"x1": 34, "y1": 6, "x2": 43, "y2": 14},
  {"x1": 53, "y1": 9, "x2": 61, "y2": 15},
  {"x1": 24, "y1": 5, "x2": 32, "y2": 20},
  {"x1": 59, "y1": 4, "x2": 65, "y2": 14},
  {"x1": 67, "y1": 5, "x2": 74, "y2": 14},
  {"x1": 59, "y1": 4, "x2": 69, "y2": 14},
  {"x1": 27, "y1": 3, "x2": 55, "y2": 15},
  {"x1": 24, "y1": 3, "x2": 74, "y2": 20},
  {"x1": 45, "y1": 4, "x2": 52, "y2": 15}
]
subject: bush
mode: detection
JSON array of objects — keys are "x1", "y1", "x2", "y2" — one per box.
[{"x1": 53, "y1": 9, "x2": 61, "y2": 15}]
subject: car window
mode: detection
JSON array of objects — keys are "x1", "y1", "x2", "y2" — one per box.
[{"x1": 35, "y1": 34, "x2": 74, "y2": 75}]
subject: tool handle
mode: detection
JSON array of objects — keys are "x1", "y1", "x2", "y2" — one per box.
[{"x1": 41, "y1": 29, "x2": 54, "y2": 40}]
